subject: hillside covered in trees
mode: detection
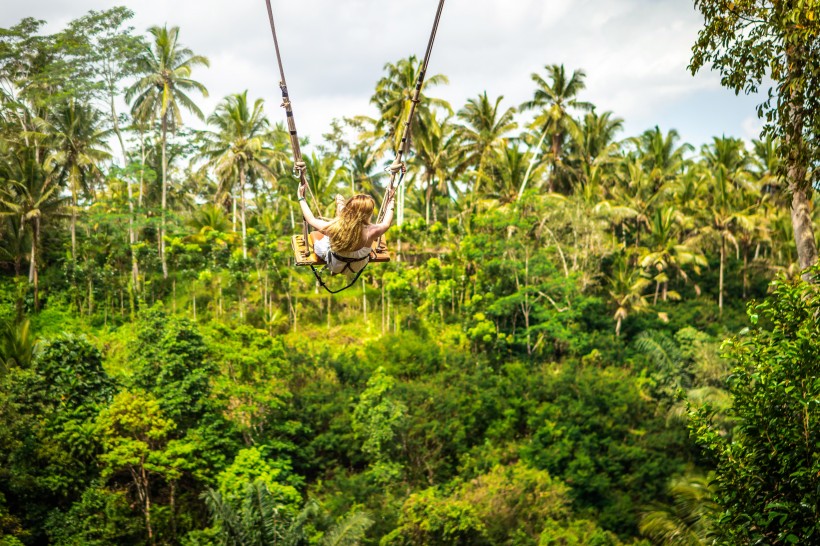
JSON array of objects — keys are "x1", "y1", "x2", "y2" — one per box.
[{"x1": 1, "y1": 6, "x2": 819, "y2": 546}]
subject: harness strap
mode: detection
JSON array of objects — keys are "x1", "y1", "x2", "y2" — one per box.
[
  {"x1": 310, "y1": 251, "x2": 372, "y2": 294},
  {"x1": 329, "y1": 251, "x2": 371, "y2": 274}
]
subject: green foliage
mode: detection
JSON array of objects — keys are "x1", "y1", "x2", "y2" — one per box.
[
  {"x1": 523, "y1": 361, "x2": 686, "y2": 535},
  {"x1": 45, "y1": 485, "x2": 143, "y2": 546},
  {"x1": 690, "y1": 269, "x2": 820, "y2": 544},
  {"x1": 129, "y1": 305, "x2": 215, "y2": 428},
  {"x1": 538, "y1": 519, "x2": 627, "y2": 546},
  {"x1": 216, "y1": 447, "x2": 302, "y2": 515},
  {"x1": 691, "y1": 0, "x2": 820, "y2": 188},
  {"x1": 351, "y1": 367, "x2": 407, "y2": 483},
  {"x1": 0, "y1": 318, "x2": 36, "y2": 371},
  {"x1": 3, "y1": 5, "x2": 815, "y2": 545},
  {"x1": 203, "y1": 322, "x2": 292, "y2": 445},
  {"x1": 638, "y1": 472, "x2": 715, "y2": 546},
  {"x1": 96, "y1": 390, "x2": 176, "y2": 480},
  {"x1": 455, "y1": 462, "x2": 572, "y2": 544},
  {"x1": 381, "y1": 487, "x2": 490, "y2": 546},
  {"x1": 36, "y1": 335, "x2": 114, "y2": 415}
]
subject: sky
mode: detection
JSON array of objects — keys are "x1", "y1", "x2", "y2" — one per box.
[{"x1": 3, "y1": 0, "x2": 767, "y2": 151}]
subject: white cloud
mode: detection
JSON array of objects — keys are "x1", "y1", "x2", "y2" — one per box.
[{"x1": 4, "y1": 0, "x2": 764, "y2": 147}]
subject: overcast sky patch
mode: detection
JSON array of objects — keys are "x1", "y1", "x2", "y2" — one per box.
[{"x1": 5, "y1": 0, "x2": 767, "y2": 149}]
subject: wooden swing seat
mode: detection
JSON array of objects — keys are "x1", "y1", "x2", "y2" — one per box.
[{"x1": 291, "y1": 233, "x2": 391, "y2": 267}]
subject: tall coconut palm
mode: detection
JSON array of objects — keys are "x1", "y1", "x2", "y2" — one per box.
[
  {"x1": 370, "y1": 56, "x2": 450, "y2": 155},
  {"x1": 640, "y1": 206, "x2": 707, "y2": 304},
  {"x1": 412, "y1": 112, "x2": 457, "y2": 224},
  {"x1": 519, "y1": 64, "x2": 593, "y2": 196},
  {"x1": 608, "y1": 252, "x2": 651, "y2": 337},
  {"x1": 603, "y1": 155, "x2": 664, "y2": 248},
  {"x1": 0, "y1": 149, "x2": 66, "y2": 311},
  {"x1": 200, "y1": 91, "x2": 281, "y2": 258},
  {"x1": 126, "y1": 25, "x2": 209, "y2": 278},
  {"x1": 42, "y1": 99, "x2": 112, "y2": 261},
  {"x1": 635, "y1": 127, "x2": 693, "y2": 192},
  {"x1": 487, "y1": 144, "x2": 543, "y2": 206},
  {"x1": 570, "y1": 110, "x2": 624, "y2": 165},
  {"x1": 698, "y1": 137, "x2": 756, "y2": 312},
  {"x1": 566, "y1": 110, "x2": 624, "y2": 203},
  {"x1": 454, "y1": 92, "x2": 517, "y2": 194}
]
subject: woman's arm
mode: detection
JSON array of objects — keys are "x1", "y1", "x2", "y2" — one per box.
[
  {"x1": 297, "y1": 185, "x2": 331, "y2": 231},
  {"x1": 368, "y1": 196, "x2": 395, "y2": 238}
]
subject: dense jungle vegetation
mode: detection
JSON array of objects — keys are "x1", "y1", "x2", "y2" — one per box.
[{"x1": 1, "y1": 5, "x2": 820, "y2": 545}]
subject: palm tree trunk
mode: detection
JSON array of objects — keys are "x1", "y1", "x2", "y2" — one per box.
[
  {"x1": 71, "y1": 191, "x2": 77, "y2": 261},
  {"x1": 88, "y1": 268, "x2": 94, "y2": 316},
  {"x1": 719, "y1": 235, "x2": 725, "y2": 314},
  {"x1": 397, "y1": 183, "x2": 405, "y2": 262},
  {"x1": 31, "y1": 219, "x2": 40, "y2": 311},
  {"x1": 550, "y1": 132, "x2": 562, "y2": 193},
  {"x1": 362, "y1": 277, "x2": 367, "y2": 325},
  {"x1": 139, "y1": 129, "x2": 146, "y2": 208},
  {"x1": 160, "y1": 115, "x2": 169, "y2": 280},
  {"x1": 240, "y1": 167, "x2": 248, "y2": 259},
  {"x1": 518, "y1": 125, "x2": 550, "y2": 200},
  {"x1": 110, "y1": 95, "x2": 140, "y2": 291},
  {"x1": 425, "y1": 177, "x2": 433, "y2": 225}
]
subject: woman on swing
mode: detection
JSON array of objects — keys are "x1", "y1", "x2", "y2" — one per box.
[{"x1": 297, "y1": 182, "x2": 397, "y2": 277}]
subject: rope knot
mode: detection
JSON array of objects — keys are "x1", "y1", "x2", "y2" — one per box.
[{"x1": 386, "y1": 160, "x2": 406, "y2": 175}]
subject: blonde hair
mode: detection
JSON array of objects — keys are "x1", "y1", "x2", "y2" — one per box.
[{"x1": 325, "y1": 194, "x2": 375, "y2": 252}]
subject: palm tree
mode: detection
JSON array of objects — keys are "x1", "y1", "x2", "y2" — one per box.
[
  {"x1": 370, "y1": 56, "x2": 450, "y2": 155},
  {"x1": 565, "y1": 111, "x2": 624, "y2": 204},
  {"x1": 640, "y1": 206, "x2": 707, "y2": 304},
  {"x1": 42, "y1": 99, "x2": 112, "y2": 261},
  {"x1": 0, "y1": 215, "x2": 29, "y2": 278},
  {"x1": 454, "y1": 92, "x2": 517, "y2": 194},
  {"x1": 608, "y1": 252, "x2": 650, "y2": 336},
  {"x1": 200, "y1": 91, "x2": 281, "y2": 258},
  {"x1": 697, "y1": 137, "x2": 756, "y2": 312},
  {"x1": 639, "y1": 473, "x2": 716, "y2": 546},
  {"x1": 205, "y1": 482, "x2": 372, "y2": 546},
  {"x1": 301, "y1": 152, "x2": 349, "y2": 217},
  {"x1": 126, "y1": 25, "x2": 209, "y2": 278},
  {"x1": 599, "y1": 155, "x2": 662, "y2": 249},
  {"x1": 188, "y1": 203, "x2": 231, "y2": 236},
  {"x1": 635, "y1": 127, "x2": 693, "y2": 192},
  {"x1": 519, "y1": 64, "x2": 593, "y2": 196},
  {"x1": 413, "y1": 112, "x2": 456, "y2": 224},
  {"x1": 0, "y1": 318, "x2": 37, "y2": 373},
  {"x1": 487, "y1": 144, "x2": 543, "y2": 205},
  {"x1": 0, "y1": 149, "x2": 66, "y2": 311}
]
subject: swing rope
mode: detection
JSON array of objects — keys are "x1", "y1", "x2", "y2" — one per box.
[
  {"x1": 264, "y1": 0, "x2": 446, "y2": 291},
  {"x1": 375, "y1": 0, "x2": 446, "y2": 252},
  {"x1": 263, "y1": 0, "x2": 321, "y2": 251}
]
